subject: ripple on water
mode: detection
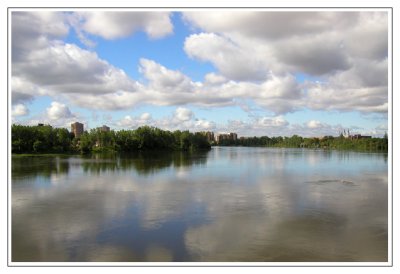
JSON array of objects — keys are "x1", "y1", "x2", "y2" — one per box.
[{"x1": 305, "y1": 179, "x2": 357, "y2": 186}]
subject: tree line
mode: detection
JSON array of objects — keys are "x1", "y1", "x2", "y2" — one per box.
[
  {"x1": 11, "y1": 124, "x2": 388, "y2": 154},
  {"x1": 11, "y1": 124, "x2": 211, "y2": 154},
  {"x1": 217, "y1": 134, "x2": 388, "y2": 152}
]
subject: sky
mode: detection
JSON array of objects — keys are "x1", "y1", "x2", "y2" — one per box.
[{"x1": 10, "y1": 10, "x2": 389, "y2": 137}]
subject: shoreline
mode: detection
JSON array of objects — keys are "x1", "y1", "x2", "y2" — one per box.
[{"x1": 11, "y1": 145, "x2": 388, "y2": 157}]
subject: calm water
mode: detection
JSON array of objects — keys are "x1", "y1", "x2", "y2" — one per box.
[{"x1": 12, "y1": 147, "x2": 388, "y2": 262}]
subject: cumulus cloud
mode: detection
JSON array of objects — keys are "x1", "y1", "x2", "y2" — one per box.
[
  {"x1": 117, "y1": 112, "x2": 153, "y2": 128},
  {"x1": 12, "y1": 12, "x2": 142, "y2": 109},
  {"x1": 115, "y1": 107, "x2": 217, "y2": 133},
  {"x1": 194, "y1": 119, "x2": 216, "y2": 131},
  {"x1": 74, "y1": 11, "x2": 173, "y2": 40},
  {"x1": 12, "y1": 104, "x2": 29, "y2": 117},
  {"x1": 11, "y1": 11, "x2": 69, "y2": 62},
  {"x1": 204, "y1": 73, "x2": 227, "y2": 85},
  {"x1": 182, "y1": 12, "x2": 364, "y2": 77},
  {"x1": 139, "y1": 58, "x2": 193, "y2": 93},
  {"x1": 343, "y1": 12, "x2": 388, "y2": 60},
  {"x1": 222, "y1": 116, "x2": 291, "y2": 137},
  {"x1": 140, "y1": 112, "x2": 152, "y2": 121},
  {"x1": 183, "y1": 11, "x2": 388, "y2": 114},
  {"x1": 257, "y1": 73, "x2": 303, "y2": 113},
  {"x1": 111, "y1": 108, "x2": 382, "y2": 138},
  {"x1": 328, "y1": 58, "x2": 388, "y2": 88},
  {"x1": 307, "y1": 120, "x2": 323, "y2": 129},
  {"x1": 184, "y1": 33, "x2": 268, "y2": 81},
  {"x1": 174, "y1": 107, "x2": 193, "y2": 122},
  {"x1": 11, "y1": 11, "x2": 174, "y2": 110},
  {"x1": 258, "y1": 116, "x2": 289, "y2": 128},
  {"x1": 46, "y1": 101, "x2": 73, "y2": 120},
  {"x1": 13, "y1": 42, "x2": 140, "y2": 96},
  {"x1": 11, "y1": 76, "x2": 44, "y2": 105},
  {"x1": 304, "y1": 82, "x2": 387, "y2": 113},
  {"x1": 13, "y1": 101, "x2": 81, "y2": 128},
  {"x1": 11, "y1": 11, "x2": 388, "y2": 127},
  {"x1": 183, "y1": 11, "x2": 359, "y2": 41},
  {"x1": 218, "y1": 116, "x2": 372, "y2": 138},
  {"x1": 274, "y1": 35, "x2": 351, "y2": 75}
]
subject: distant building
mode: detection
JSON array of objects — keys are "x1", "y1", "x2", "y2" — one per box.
[
  {"x1": 349, "y1": 134, "x2": 372, "y2": 140},
  {"x1": 342, "y1": 129, "x2": 350, "y2": 139},
  {"x1": 200, "y1": 131, "x2": 214, "y2": 143},
  {"x1": 71, "y1": 122, "x2": 84, "y2": 138},
  {"x1": 216, "y1": 133, "x2": 227, "y2": 143},
  {"x1": 216, "y1": 132, "x2": 238, "y2": 143},
  {"x1": 342, "y1": 129, "x2": 371, "y2": 140},
  {"x1": 37, "y1": 123, "x2": 44, "y2": 127},
  {"x1": 99, "y1": 125, "x2": 110, "y2": 132}
]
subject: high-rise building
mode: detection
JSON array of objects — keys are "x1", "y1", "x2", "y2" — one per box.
[
  {"x1": 71, "y1": 122, "x2": 84, "y2": 138},
  {"x1": 99, "y1": 125, "x2": 110, "y2": 132},
  {"x1": 203, "y1": 131, "x2": 214, "y2": 143},
  {"x1": 216, "y1": 132, "x2": 238, "y2": 143}
]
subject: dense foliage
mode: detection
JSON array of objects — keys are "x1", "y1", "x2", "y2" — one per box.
[
  {"x1": 12, "y1": 124, "x2": 387, "y2": 154},
  {"x1": 12, "y1": 124, "x2": 73, "y2": 153},
  {"x1": 217, "y1": 134, "x2": 388, "y2": 152},
  {"x1": 11, "y1": 124, "x2": 211, "y2": 154}
]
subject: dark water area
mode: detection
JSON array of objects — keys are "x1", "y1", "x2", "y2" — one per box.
[{"x1": 11, "y1": 147, "x2": 388, "y2": 262}]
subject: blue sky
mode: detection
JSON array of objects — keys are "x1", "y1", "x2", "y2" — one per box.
[{"x1": 11, "y1": 10, "x2": 389, "y2": 137}]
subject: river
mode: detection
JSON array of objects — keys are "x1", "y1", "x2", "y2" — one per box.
[{"x1": 11, "y1": 147, "x2": 388, "y2": 262}]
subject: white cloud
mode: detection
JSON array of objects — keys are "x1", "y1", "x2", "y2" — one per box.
[
  {"x1": 184, "y1": 33, "x2": 268, "y2": 81},
  {"x1": 46, "y1": 101, "x2": 73, "y2": 120},
  {"x1": 117, "y1": 115, "x2": 135, "y2": 128},
  {"x1": 14, "y1": 42, "x2": 140, "y2": 95},
  {"x1": 183, "y1": 11, "x2": 359, "y2": 41},
  {"x1": 307, "y1": 120, "x2": 322, "y2": 129},
  {"x1": 11, "y1": 76, "x2": 45, "y2": 104},
  {"x1": 258, "y1": 116, "x2": 289, "y2": 128},
  {"x1": 257, "y1": 73, "x2": 303, "y2": 113},
  {"x1": 116, "y1": 112, "x2": 154, "y2": 129},
  {"x1": 223, "y1": 116, "x2": 291, "y2": 137},
  {"x1": 140, "y1": 112, "x2": 152, "y2": 121},
  {"x1": 182, "y1": 12, "x2": 366, "y2": 78},
  {"x1": 182, "y1": 11, "x2": 388, "y2": 115},
  {"x1": 174, "y1": 107, "x2": 193, "y2": 122},
  {"x1": 75, "y1": 11, "x2": 173, "y2": 40},
  {"x1": 194, "y1": 119, "x2": 216, "y2": 131},
  {"x1": 12, "y1": 11, "x2": 69, "y2": 62},
  {"x1": 204, "y1": 73, "x2": 227, "y2": 85},
  {"x1": 115, "y1": 107, "x2": 218, "y2": 133},
  {"x1": 220, "y1": 116, "x2": 366, "y2": 138},
  {"x1": 12, "y1": 21, "x2": 142, "y2": 110},
  {"x1": 343, "y1": 12, "x2": 388, "y2": 60},
  {"x1": 111, "y1": 108, "x2": 385, "y2": 138},
  {"x1": 12, "y1": 104, "x2": 29, "y2": 117},
  {"x1": 304, "y1": 82, "x2": 387, "y2": 113},
  {"x1": 14, "y1": 101, "x2": 82, "y2": 128},
  {"x1": 329, "y1": 58, "x2": 388, "y2": 88},
  {"x1": 274, "y1": 35, "x2": 351, "y2": 75},
  {"x1": 139, "y1": 58, "x2": 193, "y2": 93},
  {"x1": 11, "y1": 11, "x2": 388, "y2": 125}
]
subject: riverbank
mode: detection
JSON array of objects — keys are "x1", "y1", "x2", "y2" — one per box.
[
  {"x1": 214, "y1": 135, "x2": 388, "y2": 153},
  {"x1": 12, "y1": 124, "x2": 211, "y2": 154}
]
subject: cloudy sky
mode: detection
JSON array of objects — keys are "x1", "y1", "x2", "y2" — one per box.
[{"x1": 10, "y1": 10, "x2": 389, "y2": 137}]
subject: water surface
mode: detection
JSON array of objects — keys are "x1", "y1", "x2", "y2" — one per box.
[{"x1": 12, "y1": 147, "x2": 388, "y2": 262}]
